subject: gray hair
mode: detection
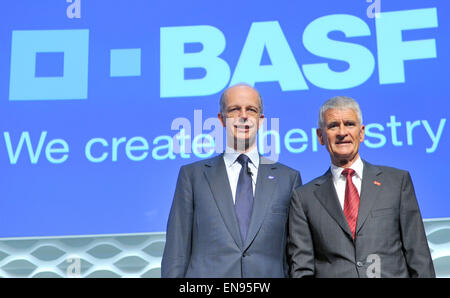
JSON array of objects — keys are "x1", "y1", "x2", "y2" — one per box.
[
  {"x1": 220, "y1": 83, "x2": 263, "y2": 117},
  {"x1": 318, "y1": 96, "x2": 363, "y2": 128}
]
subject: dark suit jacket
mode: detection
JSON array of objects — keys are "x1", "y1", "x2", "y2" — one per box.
[
  {"x1": 288, "y1": 160, "x2": 435, "y2": 278},
  {"x1": 161, "y1": 154, "x2": 302, "y2": 277}
]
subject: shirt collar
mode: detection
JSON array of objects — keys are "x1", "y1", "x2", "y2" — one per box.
[
  {"x1": 330, "y1": 156, "x2": 364, "y2": 182},
  {"x1": 223, "y1": 146, "x2": 259, "y2": 169}
]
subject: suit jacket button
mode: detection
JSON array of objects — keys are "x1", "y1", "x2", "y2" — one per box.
[{"x1": 356, "y1": 261, "x2": 363, "y2": 267}]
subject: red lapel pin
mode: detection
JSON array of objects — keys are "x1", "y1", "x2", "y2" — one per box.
[{"x1": 373, "y1": 181, "x2": 381, "y2": 186}]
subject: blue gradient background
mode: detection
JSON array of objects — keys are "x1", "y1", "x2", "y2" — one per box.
[{"x1": 0, "y1": 1, "x2": 448, "y2": 237}]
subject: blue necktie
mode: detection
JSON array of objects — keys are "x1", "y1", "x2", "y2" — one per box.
[{"x1": 235, "y1": 154, "x2": 254, "y2": 243}]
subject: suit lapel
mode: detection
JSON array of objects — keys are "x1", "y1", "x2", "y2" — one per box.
[
  {"x1": 203, "y1": 155, "x2": 243, "y2": 249},
  {"x1": 356, "y1": 161, "x2": 383, "y2": 234},
  {"x1": 243, "y1": 159, "x2": 278, "y2": 250},
  {"x1": 314, "y1": 170, "x2": 353, "y2": 239}
]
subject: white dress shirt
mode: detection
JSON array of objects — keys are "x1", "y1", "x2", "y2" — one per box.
[
  {"x1": 223, "y1": 146, "x2": 259, "y2": 204},
  {"x1": 330, "y1": 156, "x2": 364, "y2": 210}
]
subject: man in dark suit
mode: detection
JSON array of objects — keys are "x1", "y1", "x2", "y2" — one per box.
[
  {"x1": 288, "y1": 96, "x2": 435, "y2": 278},
  {"x1": 161, "y1": 84, "x2": 302, "y2": 277}
]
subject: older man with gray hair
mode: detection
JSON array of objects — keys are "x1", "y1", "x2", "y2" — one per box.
[{"x1": 287, "y1": 96, "x2": 435, "y2": 278}]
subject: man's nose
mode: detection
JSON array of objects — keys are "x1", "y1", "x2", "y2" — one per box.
[
  {"x1": 337, "y1": 123, "x2": 347, "y2": 136},
  {"x1": 239, "y1": 108, "x2": 248, "y2": 119}
]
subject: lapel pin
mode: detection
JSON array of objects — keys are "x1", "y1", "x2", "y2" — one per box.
[
  {"x1": 373, "y1": 181, "x2": 381, "y2": 186},
  {"x1": 268, "y1": 175, "x2": 275, "y2": 180}
]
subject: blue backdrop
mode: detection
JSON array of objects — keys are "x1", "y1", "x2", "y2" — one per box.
[{"x1": 1, "y1": 0, "x2": 448, "y2": 237}]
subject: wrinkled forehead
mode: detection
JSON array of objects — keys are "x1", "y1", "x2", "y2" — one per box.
[{"x1": 323, "y1": 108, "x2": 361, "y2": 123}]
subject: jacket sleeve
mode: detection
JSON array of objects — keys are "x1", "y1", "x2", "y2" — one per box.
[
  {"x1": 399, "y1": 171, "x2": 436, "y2": 277},
  {"x1": 287, "y1": 187, "x2": 315, "y2": 277},
  {"x1": 161, "y1": 166, "x2": 194, "y2": 277},
  {"x1": 293, "y1": 171, "x2": 302, "y2": 191}
]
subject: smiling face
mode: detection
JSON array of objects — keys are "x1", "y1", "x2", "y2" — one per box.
[
  {"x1": 218, "y1": 85, "x2": 264, "y2": 152},
  {"x1": 317, "y1": 108, "x2": 365, "y2": 167}
]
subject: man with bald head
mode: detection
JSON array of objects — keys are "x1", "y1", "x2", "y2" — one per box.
[
  {"x1": 287, "y1": 96, "x2": 435, "y2": 278},
  {"x1": 162, "y1": 84, "x2": 302, "y2": 277}
]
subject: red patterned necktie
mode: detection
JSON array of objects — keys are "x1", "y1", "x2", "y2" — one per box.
[{"x1": 342, "y1": 168, "x2": 360, "y2": 239}]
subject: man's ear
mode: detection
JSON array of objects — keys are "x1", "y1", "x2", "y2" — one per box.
[
  {"x1": 359, "y1": 124, "x2": 365, "y2": 142},
  {"x1": 218, "y1": 113, "x2": 226, "y2": 127},
  {"x1": 257, "y1": 114, "x2": 265, "y2": 129},
  {"x1": 317, "y1": 128, "x2": 325, "y2": 145}
]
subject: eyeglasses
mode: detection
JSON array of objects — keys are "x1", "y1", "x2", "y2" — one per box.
[{"x1": 225, "y1": 106, "x2": 260, "y2": 117}]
